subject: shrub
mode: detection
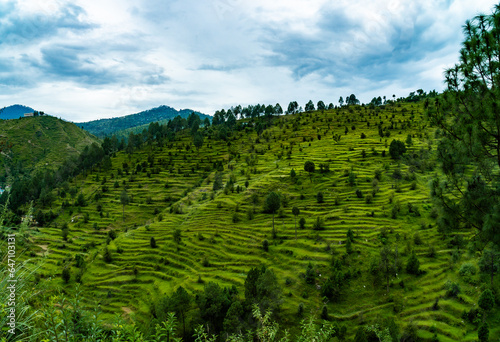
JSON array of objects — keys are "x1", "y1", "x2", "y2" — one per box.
[
  {"x1": 365, "y1": 194, "x2": 373, "y2": 204},
  {"x1": 478, "y1": 322, "x2": 489, "y2": 342},
  {"x1": 61, "y1": 224, "x2": 69, "y2": 241},
  {"x1": 459, "y1": 263, "x2": 477, "y2": 277},
  {"x1": 150, "y1": 237, "x2": 157, "y2": 248},
  {"x1": 406, "y1": 251, "x2": 420, "y2": 275},
  {"x1": 316, "y1": 191, "x2": 324, "y2": 203},
  {"x1": 262, "y1": 239, "x2": 269, "y2": 252},
  {"x1": 413, "y1": 233, "x2": 423, "y2": 245},
  {"x1": 297, "y1": 303, "x2": 304, "y2": 317},
  {"x1": 246, "y1": 208, "x2": 254, "y2": 220},
  {"x1": 312, "y1": 217, "x2": 324, "y2": 230},
  {"x1": 355, "y1": 189, "x2": 363, "y2": 199},
  {"x1": 321, "y1": 305, "x2": 329, "y2": 320},
  {"x1": 75, "y1": 254, "x2": 85, "y2": 268},
  {"x1": 345, "y1": 238, "x2": 353, "y2": 254},
  {"x1": 173, "y1": 228, "x2": 182, "y2": 244},
  {"x1": 232, "y1": 212, "x2": 241, "y2": 223},
  {"x1": 76, "y1": 193, "x2": 87, "y2": 207},
  {"x1": 305, "y1": 263, "x2": 315, "y2": 284},
  {"x1": 103, "y1": 247, "x2": 112, "y2": 263},
  {"x1": 445, "y1": 280, "x2": 460, "y2": 298},
  {"x1": 478, "y1": 289, "x2": 495, "y2": 313},
  {"x1": 202, "y1": 257, "x2": 210, "y2": 267},
  {"x1": 410, "y1": 181, "x2": 417, "y2": 190},
  {"x1": 62, "y1": 267, "x2": 70, "y2": 284},
  {"x1": 389, "y1": 139, "x2": 407, "y2": 160},
  {"x1": 299, "y1": 217, "x2": 306, "y2": 229}
]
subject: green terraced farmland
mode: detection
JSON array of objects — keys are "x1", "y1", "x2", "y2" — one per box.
[{"x1": 20, "y1": 101, "x2": 500, "y2": 341}]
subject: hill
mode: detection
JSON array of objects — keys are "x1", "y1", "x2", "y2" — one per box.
[
  {"x1": 17, "y1": 100, "x2": 498, "y2": 341},
  {"x1": 78, "y1": 105, "x2": 211, "y2": 137},
  {"x1": 0, "y1": 115, "x2": 100, "y2": 183},
  {"x1": 0, "y1": 104, "x2": 35, "y2": 120}
]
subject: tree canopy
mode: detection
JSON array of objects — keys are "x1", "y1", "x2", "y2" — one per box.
[{"x1": 428, "y1": 6, "x2": 500, "y2": 247}]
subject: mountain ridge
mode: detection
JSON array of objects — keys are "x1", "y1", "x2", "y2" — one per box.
[
  {"x1": 0, "y1": 104, "x2": 36, "y2": 120},
  {"x1": 78, "y1": 105, "x2": 211, "y2": 137}
]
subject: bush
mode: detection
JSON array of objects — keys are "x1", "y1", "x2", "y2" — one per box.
[
  {"x1": 150, "y1": 237, "x2": 157, "y2": 248},
  {"x1": 478, "y1": 289, "x2": 495, "y2": 313},
  {"x1": 389, "y1": 139, "x2": 407, "y2": 160},
  {"x1": 103, "y1": 247, "x2": 112, "y2": 263},
  {"x1": 316, "y1": 191, "x2": 324, "y2": 203},
  {"x1": 246, "y1": 208, "x2": 254, "y2": 220},
  {"x1": 75, "y1": 254, "x2": 85, "y2": 268},
  {"x1": 355, "y1": 189, "x2": 363, "y2": 199},
  {"x1": 365, "y1": 194, "x2": 373, "y2": 204},
  {"x1": 262, "y1": 239, "x2": 269, "y2": 252},
  {"x1": 478, "y1": 322, "x2": 489, "y2": 342},
  {"x1": 76, "y1": 193, "x2": 87, "y2": 207},
  {"x1": 445, "y1": 280, "x2": 461, "y2": 298},
  {"x1": 299, "y1": 217, "x2": 306, "y2": 229},
  {"x1": 406, "y1": 252, "x2": 420, "y2": 275},
  {"x1": 312, "y1": 217, "x2": 324, "y2": 230},
  {"x1": 413, "y1": 233, "x2": 423, "y2": 245},
  {"x1": 305, "y1": 263, "x2": 315, "y2": 284},
  {"x1": 459, "y1": 263, "x2": 477, "y2": 277},
  {"x1": 297, "y1": 303, "x2": 304, "y2": 317},
  {"x1": 232, "y1": 212, "x2": 241, "y2": 223},
  {"x1": 62, "y1": 267, "x2": 70, "y2": 284}
]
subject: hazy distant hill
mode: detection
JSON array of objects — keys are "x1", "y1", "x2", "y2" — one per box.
[
  {"x1": 78, "y1": 105, "x2": 211, "y2": 137},
  {"x1": 0, "y1": 115, "x2": 100, "y2": 182},
  {"x1": 0, "y1": 104, "x2": 35, "y2": 120}
]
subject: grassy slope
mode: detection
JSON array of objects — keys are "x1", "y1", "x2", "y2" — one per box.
[
  {"x1": 28, "y1": 103, "x2": 499, "y2": 341},
  {"x1": 0, "y1": 116, "x2": 100, "y2": 178}
]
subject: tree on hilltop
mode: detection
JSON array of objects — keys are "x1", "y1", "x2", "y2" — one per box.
[
  {"x1": 305, "y1": 100, "x2": 315, "y2": 112},
  {"x1": 317, "y1": 101, "x2": 326, "y2": 111}
]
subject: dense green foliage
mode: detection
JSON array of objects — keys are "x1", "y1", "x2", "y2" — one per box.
[{"x1": 428, "y1": 5, "x2": 500, "y2": 247}]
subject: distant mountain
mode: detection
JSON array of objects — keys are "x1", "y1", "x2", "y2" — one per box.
[
  {"x1": 78, "y1": 105, "x2": 211, "y2": 137},
  {"x1": 0, "y1": 104, "x2": 35, "y2": 120}
]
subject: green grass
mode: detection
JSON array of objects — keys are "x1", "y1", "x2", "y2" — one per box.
[
  {"x1": 0, "y1": 115, "x2": 100, "y2": 180},
  {"x1": 22, "y1": 102, "x2": 500, "y2": 340}
]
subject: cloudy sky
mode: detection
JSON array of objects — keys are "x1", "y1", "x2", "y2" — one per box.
[{"x1": 0, "y1": 0, "x2": 498, "y2": 122}]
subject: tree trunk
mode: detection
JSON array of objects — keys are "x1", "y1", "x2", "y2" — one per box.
[
  {"x1": 294, "y1": 216, "x2": 297, "y2": 239},
  {"x1": 272, "y1": 213, "x2": 275, "y2": 237}
]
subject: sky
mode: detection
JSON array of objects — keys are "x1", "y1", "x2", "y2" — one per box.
[{"x1": 0, "y1": 0, "x2": 498, "y2": 122}]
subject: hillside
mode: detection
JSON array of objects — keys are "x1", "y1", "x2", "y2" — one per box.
[
  {"x1": 21, "y1": 101, "x2": 499, "y2": 341},
  {"x1": 78, "y1": 105, "x2": 211, "y2": 137},
  {"x1": 0, "y1": 104, "x2": 35, "y2": 120},
  {"x1": 0, "y1": 115, "x2": 100, "y2": 183}
]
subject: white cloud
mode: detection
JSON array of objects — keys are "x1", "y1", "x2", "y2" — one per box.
[{"x1": 0, "y1": 0, "x2": 499, "y2": 121}]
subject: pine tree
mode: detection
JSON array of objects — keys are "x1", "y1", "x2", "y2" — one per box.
[{"x1": 428, "y1": 6, "x2": 500, "y2": 246}]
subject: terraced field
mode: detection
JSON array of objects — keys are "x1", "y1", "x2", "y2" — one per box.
[{"x1": 27, "y1": 101, "x2": 499, "y2": 340}]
